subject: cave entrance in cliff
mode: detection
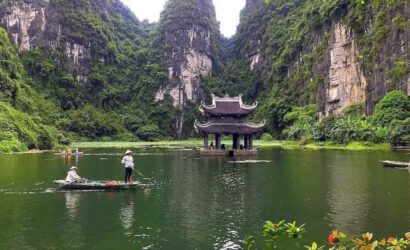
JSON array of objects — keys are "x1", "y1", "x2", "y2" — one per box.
[{"x1": 194, "y1": 94, "x2": 266, "y2": 156}]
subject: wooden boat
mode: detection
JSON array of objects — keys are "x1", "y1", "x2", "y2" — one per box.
[
  {"x1": 53, "y1": 180, "x2": 144, "y2": 190},
  {"x1": 380, "y1": 160, "x2": 410, "y2": 168}
]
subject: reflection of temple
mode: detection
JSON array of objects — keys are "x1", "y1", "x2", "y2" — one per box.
[{"x1": 195, "y1": 94, "x2": 265, "y2": 156}]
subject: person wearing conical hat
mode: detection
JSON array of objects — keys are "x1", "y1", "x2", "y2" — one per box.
[
  {"x1": 121, "y1": 150, "x2": 134, "y2": 183},
  {"x1": 65, "y1": 166, "x2": 83, "y2": 182}
]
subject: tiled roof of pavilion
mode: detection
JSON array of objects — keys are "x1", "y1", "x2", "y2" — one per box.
[
  {"x1": 199, "y1": 94, "x2": 258, "y2": 117},
  {"x1": 194, "y1": 119, "x2": 266, "y2": 135}
]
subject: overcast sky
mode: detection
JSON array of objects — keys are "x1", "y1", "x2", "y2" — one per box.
[{"x1": 121, "y1": 0, "x2": 246, "y2": 37}]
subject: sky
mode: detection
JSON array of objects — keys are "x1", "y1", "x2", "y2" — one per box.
[{"x1": 121, "y1": 0, "x2": 246, "y2": 37}]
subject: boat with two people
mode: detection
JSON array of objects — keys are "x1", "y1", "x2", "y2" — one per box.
[
  {"x1": 54, "y1": 149, "x2": 146, "y2": 190},
  {"x1": 53, "y1": 179, "x2": 144, "y2": 190}
]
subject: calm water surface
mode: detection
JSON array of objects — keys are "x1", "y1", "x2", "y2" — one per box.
[{"x1": 0, "y1": 147, "x2": 409, "y2": 249}]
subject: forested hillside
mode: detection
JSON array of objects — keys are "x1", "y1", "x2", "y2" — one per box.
[
  {"x1": 0, "y1": 0, "x2": 409, "y2": 151},
  {"x1": 0, "y1": 0, "x2": 176, "y2": 150},
  {"x1": 0, "y1": 27, "x2": 65, "y2": 152},
  {"x1": 230, "y1": 0, "x2": 409, "y2": 145}
]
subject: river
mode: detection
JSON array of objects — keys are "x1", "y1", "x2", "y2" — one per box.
[{"x1": 0, "y1": 147, "x2": 409, "y2": 249}]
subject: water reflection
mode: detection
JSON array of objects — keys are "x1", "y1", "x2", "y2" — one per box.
[
  {"x1": 326, "y1": 153, "x2": 370, "y2": 234},
  {"x1": 63, "y1": 191, "x2": 84, "y2": 248},
  {"x1": 65, "y1": 192, "x2": 81, "y2": 219},
  {"x1": 166, "y1": 155, "x2": 250, "y2": 249},
  {"x1": 59, "y1": 154, "x2": 80, "y2": 169},
  {"x1": 120, "y1": 194, "x2": 135, "y2": 231},
  {"x1": 0, "y1": 148, "x2": 409, "y2": 249}
]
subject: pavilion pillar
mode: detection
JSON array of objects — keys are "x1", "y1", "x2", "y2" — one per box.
[
  {"x1": 215, "y1": 134, "x2": 221, "y2": 149},
  {"x1": 233, "y1": 134, "x2": 240, "y2": 150},
  {"x1": 249, "y1": 135, "x2": 253, "y2": 149},
  {"x1": 244, "y1": 135, "x2": 249, "y2": 149},
  {"x1": 204, "y1": 133, "x2": 208, "y2": 150}
]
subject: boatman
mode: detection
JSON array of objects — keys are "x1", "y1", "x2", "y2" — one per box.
[
  {"x1": 65, "y1": 166, "x2": 83, "y2": 183},
  {"x1": 121, "y1": 150, "x2": 134, "y2": 183}
]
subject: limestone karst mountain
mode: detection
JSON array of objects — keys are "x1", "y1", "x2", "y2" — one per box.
[{"x1": 0, "y1": 0, "x2": 409, "y2": 148}]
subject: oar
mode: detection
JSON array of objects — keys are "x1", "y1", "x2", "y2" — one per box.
[{"x1": 117, "y1": 159, "x2": 150, "y2": 179}]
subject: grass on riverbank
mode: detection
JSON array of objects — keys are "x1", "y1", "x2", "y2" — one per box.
[{"x1": 72, "y1": 140, "x2": 391, "y2": 151}]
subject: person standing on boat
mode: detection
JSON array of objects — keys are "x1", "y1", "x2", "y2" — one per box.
[
  {"x1": 65, "y1": 166, "x2": 83, "y2": 182},
  {"x1": 121, "y1": 150, "x2": 134, "y2": 183}
]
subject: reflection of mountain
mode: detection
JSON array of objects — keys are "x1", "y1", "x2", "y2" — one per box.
[
  {"x1": 120, "y1": 195, "x2": 135, "y2": 231},
  {"x1": 325, "y1": 153, "x2": 370, "y2": 234}
]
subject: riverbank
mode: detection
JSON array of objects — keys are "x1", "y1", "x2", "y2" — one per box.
[{"x1": 71, "y1": 140, "x2": 392, "y2": 151}]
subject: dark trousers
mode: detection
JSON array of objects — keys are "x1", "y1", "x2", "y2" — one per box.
[{"x1": 124, "y1": 167, "x2": 133, "y2": 183}]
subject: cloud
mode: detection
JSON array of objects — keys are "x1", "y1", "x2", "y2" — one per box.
[{"x1": 120, "y1": 0, "x2": 246, "y2": 37}]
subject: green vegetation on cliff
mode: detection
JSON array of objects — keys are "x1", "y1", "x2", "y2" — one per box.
[
  {"x1": 13, "y1": 0, "x2": 176, "y2": 142},
  {"x1": 282, "y1": 90, "x2": 410, "y2": 146},
  {"x1": 0, "y1": 28, "x2": 64, "y2": 152},
  {"x1": 230, "y1": 0, "x2": 410, "y2": 142},
  {"x1": 0, "y1": 0, "x2": 409, "y2": 151}
]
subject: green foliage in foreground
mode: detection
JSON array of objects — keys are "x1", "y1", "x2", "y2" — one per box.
[
  {"x1": 282, "y1": 91, "x2": 410, "y2": 146},
  {"x1": 245, "y1": 220, "x2": 410, "y2": 249}
]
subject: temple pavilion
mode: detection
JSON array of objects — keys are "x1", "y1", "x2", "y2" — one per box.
[{"x1": 194, "y1": 94, "x2": 266, "y2": 156}]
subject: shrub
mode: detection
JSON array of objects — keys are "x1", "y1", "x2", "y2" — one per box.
[
  {"x1": 328, "y1": 115, "x2": 361, "y2": 144},
  {"x1": 388, "y1": 61, "x2": 409, "y2": 89},
  {"x1": 261, "y1": 133, "x2": 273, "y2": 141},
  {"x1": 282, "y1": 105, "x2": 318, "y2": 141},
  {"x1": 136, "y1": 124, "x2": 161, "y2": 141},
  {"x1": 282, "y1": 103, "x2": 390, "y2": 145},
  {"x1": 0, "y1": 139, "x2": 26, "y2": 153},
  {"x1": 63, "y1": 105, "x2": 124, "y2": 139},
  {"x1": 57, "y1": 134, "x2": 71, "y2": 146},
  {"x1": 390, "y1": 118, "x2": 410, "y2": 146},
  {"x1": 0, "y1": 101, "x2": 59, "y2": 152},
  {"x1": 371, "y1": 90, "x2": 410, "y2": 127}
]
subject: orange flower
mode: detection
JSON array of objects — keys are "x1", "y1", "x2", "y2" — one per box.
[
  {"x1": 387, "y1": 237, "x2": 396, "y2": 243},
  {"x1": 328, "y1": 230, "x2": 339, "y2": 244}
]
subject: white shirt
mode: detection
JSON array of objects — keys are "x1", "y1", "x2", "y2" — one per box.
[
  {"x1": 121, "y1": 155, "x2": 134, "y2": 169},
  {"x1": 65, "y1": 170, "x2": 82, "y2": 182}
]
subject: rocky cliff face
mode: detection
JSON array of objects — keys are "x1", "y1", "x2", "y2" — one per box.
[
  {"x1": 323, "y1": 3, "x2": 410, "y2": 115},
  {"x1": 155, "y1": 0, "x2": 221, "y2": 108},
  {"x1": 0, "y1": 0, "x2": 141, "y2": 88},
  {"x1": 237, "y1": 0, "x2": 410, "y2": 118},
  {"x1": 237, "y1": 0, "x2": 265, "y2": 71},
  {"x1": 1, "y1": 0, "x2": 91, "y2": 83},
  {"x1": 362, "y1": 1, "x2": 410, "y2": 114},
  {"x1": 324, "y1": 22, "x2": 367, "y2": 116}
]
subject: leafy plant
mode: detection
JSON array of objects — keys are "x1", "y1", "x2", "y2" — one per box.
[
  {"x1": 245, "y1": 220, "x2": 306, "y2": 249},
  {"x1": 245, "y1": 220, "x2": 410, "y2": 250}
]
